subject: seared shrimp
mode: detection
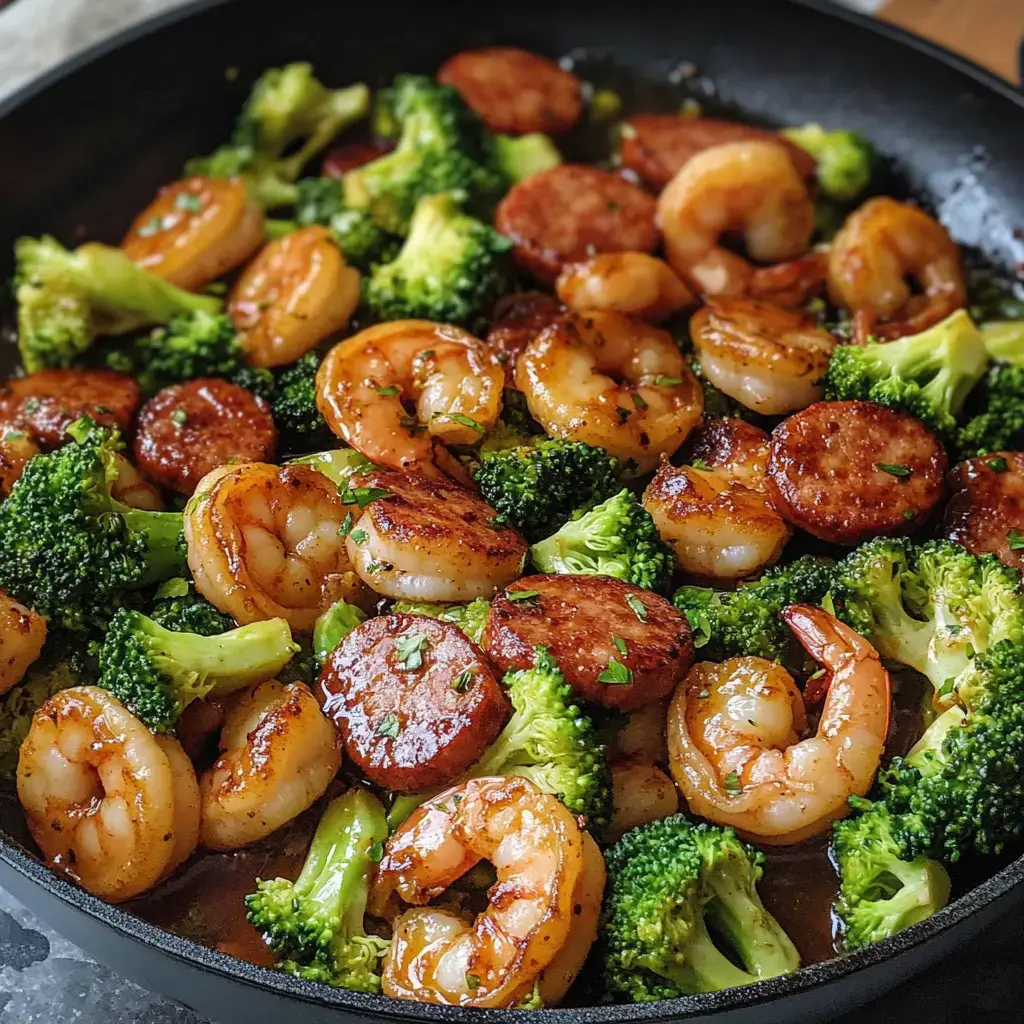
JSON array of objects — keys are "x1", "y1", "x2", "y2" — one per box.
[
  {"x1": 122, "y1": 176, "x2": 264, "y2": 291},
  {"x1": 690, "y1": 299, "x2": 836, "y2": 415},
  {"x1": 828, "y1": 197, "x2": 966, "y2": 341},
  {"x1": 657, "y1": 140, "x2": 815, "y2": 298},
  {"x1": 0, "y1": 589, "x2": 46, "y2": 695},
  {"x1": 555, "y1": 253, "x2": 695, "y2": 322},
  {"x1": 110, "y1": 454, "x2": 163, "y2": 511},
  {"x1": 317, "y1": 321, "x2": 504, "y2": 482},
  {"x1": 605, "y1": 759, "x2": 679, "y2": 841},
  {"x1": 667, "y1": 606, "x2": 891, "y2": 844},
  {"x1": 185, "y1": 462, "x2": 364, "y2": 631},
  {"x1": 370, "y1": 777, "x2": 603, "y2": 1008},
  {"x1": 230, "y1": 226, "x2": 361, "y2": 368},
  {"x1": 156, "y1": 735, "x2": 201, "y2": 876},
  {"x1": 199, "y1": 681, "x2": 341, "y2": 851},
  {"x1": 0, "y1": 424, "x2": 38, "y2": 497},
  {"x1": 17, "y1": 688, "x2": 182, "y2": 900},
  {"x1": 515, "y1": 311, "x2": 703, "y2": 474}
]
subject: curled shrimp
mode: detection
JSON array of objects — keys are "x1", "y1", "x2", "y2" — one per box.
[
  {"x1": 110, "y1": 453, "x2": 162, "y2": 511},
  {"x1": 317, "y1": 321, "x2": 504, "y2": 482},
  {"x1": 657, "y1": 140, "x2": 815, "y2": 298},
  {"x1": 17, "y1": 687, "x2": 195, "y2": 900},
  {"x1": 0, "y1": 589, "x2": 46, "y2": 695},
  {"x1": 122, "y1": 175, "x2": 264, "y2": 291},
  {"x1": 229, "y1": 225, "x2": 361, "y2": 368},
  {"x1": 156, "y1": 734, "x2": 201, "y2": 877},
  {"x1": 516, "y1": 311, "x2": 703, "y2": 474},
  {"x1": 555, "y1": 252, "x2": 695, "y2": 322},
  {"x1": 185, "y1": 462, "x2": 365, "y2": 631},
  {"x1": 199, "y1": 681, "x2": 341, "y2": 851},
  {"x1": 0, "y1": 424, "x2": 39, "y2": 497},
  {"x1": 667, "y1": 605, "x2": 891, "y2": 844},
  {"x1": 370, "y1": 776, "x2": 604, "y2": 1008},
  {"x1": 689, "y1": 299, "x2": 836, "y2": 415},
  {"x1": 828, "y1": 197, "x2": 966, "y2": 342},
  {"x1": 605, "y1": 758, "x2": 679, "y2": 842}
]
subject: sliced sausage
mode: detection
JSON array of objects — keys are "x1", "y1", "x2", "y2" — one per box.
[
  {"x1": 134, "y1": 378, "x2": 277, "y2": 496},
  {"x1": 619, "y1": 115, "x2": 817, "y2": 191},
  {"x1": 0, "y1": 369, "x2": 140, "y2": 448},
  {"x1": 495, "y1": 165, "x2": 659, "y2": 285},
  {"x1": 322, "y1": 137, "x2": 394, "y2": 178},
  {"x1": 318, "y1": 614, "x2": 510, "y2": 792},
  {"x1": 438, "y1": 46, "x2": 582, "y2": 136},
  {"x1": 945, "y1": 452, "x2": 1024, "y2": 571},
  {"x1": 485, "y1": 292, "x2": 563, "y2": 385},
  {"x1": 484, "y1": 574, "x2": 693, "y2": 711},
  {"x1": 766, "y1": 400, "x2": 947, "y2": 546}
]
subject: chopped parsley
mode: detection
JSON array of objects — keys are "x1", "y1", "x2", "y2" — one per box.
[
  {"x1": 598, "y1": 658, "x2": 633, "y2": 685},
  {"x1": 375, "y1": 713, "x2": 401, "y2": 738},
  {"x1": 395, "y1": 632, "x2": 429, "y2": 670},
  {"x1": 875, "y1": 462, "x2": 911, "y2": 479},
  {"x1": 625, "y1": 593, "x2": 647, "y2": 622}
]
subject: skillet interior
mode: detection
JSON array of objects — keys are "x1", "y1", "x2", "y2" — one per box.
[{"x1": 1, "y1": 0, "x2": 1024, "y2": 1020}]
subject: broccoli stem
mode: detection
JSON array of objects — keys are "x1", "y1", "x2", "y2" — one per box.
[
  {"x1": 665, "y1": 918, "x2": 759, "y2": 994},
  {"x1": 117, "y1": 504, "x2": 187, "y2": 583}
]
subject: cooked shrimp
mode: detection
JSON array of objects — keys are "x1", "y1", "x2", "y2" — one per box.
[
  {"x1": 185, "y1": 462, "x2": 365, "y2": 631},
  {"x1": 690, "y1": 299, "x2": 836, "y2": 415},
  {"x1": 0, "y1": 424, "x2": 38, "y2": 497},
  {"x1": 0, "y1": 589, "x2": 46, "y2": 695},
  {"x1": 667, "y1": 606, "x2": 891, "y2": 844},
  {"x1": 370, "y1": 776, "x2": 601, "y2": 1008},
  {"x1": 230, "y1": 225, "x2": 361, "y2": 368},
  {"x1": 17, "y1": 687, "x2": 178, "y2": 900},
  {"x1": 828, "y1": 197, "x2": 966, "y2": 342},
  {"x1": 605, "y1": 758, "x2": 679, "y2": 841},
  {"x1": 610, "y1": 700, "x2": 670, "y2": 763},
  {"x1": 155, "y1": 735, "x2": 201, "y2": 877},
  {"x1": 122, "y1": 175, "x2": 264, "y2": 291},
  {"x1": 317, "y1": 320, "x2": 504, "y2": 482},
  {"x1": 555, "y1": 253, "x2": 695, "y2": 322},
  {"x1": 110, "y1": 454, "x2": 163, "y2": 511},
  {"x1": 199, "y1": 681, "x2": 341, "y2": 851},
  {"x1": 515, "y1": 311, "x2": 704, "y2": 474},
  {"x1": 657, "y1": 140, "x2": 815, "y2": 298}
]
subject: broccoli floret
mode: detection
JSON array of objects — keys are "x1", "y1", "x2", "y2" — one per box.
[
  {"x1": 272, "y1": 351, "x2": 330, "y2": 442},
  {"x1": 14, "y1": 237, "x2": 222, "y2": 371},
  {"x1": 363, "y1": 191, "x2": 512, "y2": 326},
  {"x1": 313, "y1": 599, "x2": 368, "y2": 666},
  {"x1": 491, "y1": 132, "x2": 562, "y2": 183},
  {"x1": 673, "y1": 556, "x2": 836, "y2": 665},
  {"x1": 245, "y1": 788, "x2": 389, "y2": 992},
  {"x1": 824, "y1": 309, "x2": 988, "y2": 439},
  {"x1": 602, "y1": 815, "x2": 799, "y2": 1002},
  {"x1": 97, "y1": 607, "x2": 298, "y2": 733},
  {"x1": 390, "y1": 598, "x2": 490, "y2": 645},
  {"x1": 530, "y1": 489, "x2": 674, "y2": 592},
  {"x1": 150, "y1": 577, "x2": 233, "y2": 636},
  {"x1": 287, "y1": 448, "x2": 374, "y2": 490},
  {"x1": 956, "y1": 362, "x2": 1024, "y2": 457},
  {"x1": 474, "y1": 438, "x2": 621, "y2": 542},
  {"x1": 188, "y1": 64, "x2": 370, "y2": 208},
  {"x1": 781, "y1": 123, "x2": 875, "y2": 202},
  {"x1": 980, "y1": 320, "x2": 1024, "y2": 365},
  {"x1": 0, "y1": 419, "x2": 186, "y2": 634}
]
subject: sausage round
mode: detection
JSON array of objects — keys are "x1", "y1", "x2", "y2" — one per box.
[
  {"x1": 437, "y1": 46, "x2": 582, "y2": 136},
  {"x1": 766, "y1": 400, "x2": 947, "y2": 545},
  {"x1": 318, "y1": 613, "x2": 510, "y2": 792},
  {"x1": 619, "y1": 115, "x2": 817, "y2": 191},
  {"x1": 495, "y1": 165, "x2": 659, "y2": 285},
  {"x1": 484, "y1": 574, "x2": 693, "y2": 711},
  {"x1": 134, "y1": 378, "x2": 277, "y2": 496},
  {"x1": 322, "y1": 137, "x2": 393, "y2": 178},
  {"x1": 485, "y1": 292, "x2": 563, "y2": 385},
  {"x1": 945, "y1": 452, "x2": 1024, "y2": 571},
  {"x1": 0, "y1": 369, "x2": 139, "y2": 448}
]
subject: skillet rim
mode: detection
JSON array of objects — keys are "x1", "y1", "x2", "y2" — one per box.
[{"x1": 1, "y1": 0, "x2": 1024, "y2": 1018}]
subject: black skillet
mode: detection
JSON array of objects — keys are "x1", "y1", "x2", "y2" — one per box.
[{"x1": 1, "y1": 0, "x2": 1024, "y2": 1021}]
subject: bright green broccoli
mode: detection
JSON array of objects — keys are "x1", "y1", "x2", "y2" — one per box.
[
  {"x1": 602, "y1": 815, "x2": 799, "y2": 1002},
  {"x1": 14, "y1": 237, "x2": 221, "y2": 371},
  {"x1": 491, "y1": 132, "x2": 562, "y2": 182},
  {"x1": 781, "y1": 123, "x2": 875, "y2": 202},
  {"x1": 0, "y1": 419, "x2": 186, "y2": 634},
  {"x1": 272, "y1": 351, "x2": 330, "y2": 443},
  {"x1": 390, "y1": 598, "x2": 491, "y2": 645},
  {"x1": 979, "y1": 320, "x2": 1024, "y2": 364},
  {"x1": 956, "y1": 362, "x2": 1024, "y2": 457},
  {"x1": 149, "y1": 577, "x2": 233, "y2": 636},
  {"x1": 825, "y1": 309, "x2": 989, "y2": 439},
  {"x1": 245, "y1": 788, "x2": 389, "y2": 992},
  {"x1": 313, "y1": 599, "x2": 368, "y2": 665},
  {"x1": 96, "y1": 607, "x2": 298, "y2": 733},
  {"x1": 530, "y1": 489, "x2": 674, "y2": 592},
  {"x1": 188, "y1": 64, "x2": 369, "y2": 208}
]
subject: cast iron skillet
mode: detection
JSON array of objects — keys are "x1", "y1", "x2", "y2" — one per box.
[{"x1": 1, "y1": 0, "x2": 1024, "y2": 1021}]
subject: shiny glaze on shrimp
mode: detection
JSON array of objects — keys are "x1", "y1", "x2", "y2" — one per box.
[
  {"x1": 828, "y1": 197, "x2": 966, "y2": 342},
  {"x1": 370, "y1": 776, "x2": 603, "y2": 1008},
  {"x1": 515, "y1": 311, "x2": 703, "y2": 474},
  {"x1": 0, "y1": 589, "x2": 46, "y2": 694},
  {"x1": 317, "y1": 321, "x2": 504, "y2": 482},
  {"x1": 667, "y1": 606, "x2": 891, "y2": 844},
  {"x1": 185, "y1": 462, "x2": 364, "y2": 631},
  {"x1": 199, "y1": 681, "x2": 341, "y2": 851},
  {"x1": 110, "y1": 453, "x2": 163, "y2": 511}
]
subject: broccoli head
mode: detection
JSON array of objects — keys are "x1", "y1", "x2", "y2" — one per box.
[
  {"x1": 602, "y1": 815, "x2": 799, "y2": 1002},
  {"x1": 781, "y1": 123, "x2": 875, "y2": 202},
  {"x1": 272, "y1": 351, "x2": 330, "y2": 443},
  {"x1": 245, "y1": 788, "x2": 389, "y2": 992},
  {"x1": 956, "y1": 362, "x2": 1024, "y2": 457},
  {"x1": 390, "y1": 598, "x2": 490, "y2": 646},
  {"x1": 150, "y1": 577, "x2": 233, "y2": 636},
  {"x1": 313, "y1": 599, "x2": 368, "y2": 666},
  {"x1": 491, "y1": 132, "x2": 562, "y2": 183}
]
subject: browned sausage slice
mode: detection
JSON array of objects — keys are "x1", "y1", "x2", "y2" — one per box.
[
  {"x1": 485, "y1": 292, "x2": 563, "y2": 385},
  {"x1": 484, "y1": 574, "x2": 693, "y2": 711},
  {"x1": 321, "y1": 137, "x2": 394, "y2": 178},
  {"x1": 945, "y1": 452, "x2": 1024, "y2": 571},
  {"x1": 766, "y1": 400, "x2": 947, "y2": 546},
  {"x1": 619, "y1": 115, "x2": 817, "y2": 191},
  {"x1": 318, "y1": 613, "x2": 510, "y2": 792},
  {"x1": 438, "y1": 47, "x2": 582, "y2": 136},
  {"x1": 495, "y1": 165, "x2": 659, "y2": 285},
  {"x1": 134, "y1": 378, "x2": 277, "y2": 496},
  {"x1": 0, "y1": 370, "x2": 140, "y2": 448}
]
